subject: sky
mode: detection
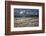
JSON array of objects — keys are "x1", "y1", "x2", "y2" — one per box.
[{"x1": 14, "y1": 8, "x2": 39, "y2": 17}]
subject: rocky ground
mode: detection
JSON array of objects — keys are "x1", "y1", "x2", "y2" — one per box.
[{"x1": 14, "y1": 17, "x2": 39, "y2": 27}]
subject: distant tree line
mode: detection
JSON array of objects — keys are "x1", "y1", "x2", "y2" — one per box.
[{"x1": 14, "y1": 15, "x2": 39, "y2": 17}]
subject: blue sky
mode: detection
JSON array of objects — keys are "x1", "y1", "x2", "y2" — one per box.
[{"x1": 14, "y1": 8, "x2": 39, "y2": 17}]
